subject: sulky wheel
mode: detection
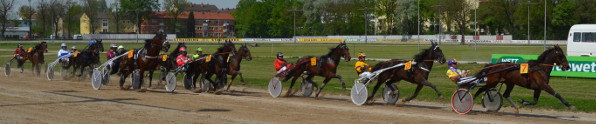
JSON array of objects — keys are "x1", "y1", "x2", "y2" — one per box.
[
  {"x1": 200, "y1": 76, "x2": 212, "y2": 93},
  {"x1": 165, "y1": 72, "x2": 177, "y2": 92},
  {"x1": 91, "y1": 68, "x2": 102, "y2": 90},
  {"x1": 482, "y1": 89, "x2": 503, "y2": 112},
  {"x1": 131, "y1": 70, "x2": 141, "y2": 90},
  {"x1": 47, "y1": 65, "x2": 55, "y2": 81},
  {"x1": 101, "y1": 68, "x2": 110, "y2": 85},
  {"x1": 382, "y1": 83, "x2": 399, "y2": 105},
  {"x1": 451, "y1": 89, "x2": 474, "y2": 114},
  {"x1": 5, "y1": 63, "x2": 11, "y2": 76},
  {"x1": 300, "y1": 79, "x2": 314, "y2": 97},
  {"x1": 183, "y1": 73, "x2": 194, "y2": 90},
  {"x1": 351, "y1": 80, "x2": 368, "y2": 106},
  {"x1": 268, "y1": 77, "x2": 282, "y2": 98}
]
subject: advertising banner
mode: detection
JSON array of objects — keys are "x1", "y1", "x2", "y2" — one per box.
[{"x1": 491, "y1": 54, "x2": 596, "y2": 78}]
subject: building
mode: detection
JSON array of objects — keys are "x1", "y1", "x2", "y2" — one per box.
[{"x1": 140, "y1": 11, "x2": 235, "y2": 38}]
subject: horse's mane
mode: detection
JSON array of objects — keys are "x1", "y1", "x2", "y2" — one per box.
[
  {"x1": 144, "y1": 39, "x2": 152, "y2": 48},
  {"x1": 414, "y1": 45, "x2": 434, "y2": 62},
  {"x1": 325, "y1": 47, "x2": 338, "y2": 57},
  {"x1": 30, "y1": 42, "x2": 46, "y2": 53},
  {"x1": 536, "y1": 47, "x2": 556, "y2": 63}
]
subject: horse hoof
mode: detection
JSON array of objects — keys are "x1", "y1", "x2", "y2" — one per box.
[
  {"x1": 395, "y1": 102, "x2": 405, "y2": 107},
  {"x1": 214, "y1": 90, "x2": 223, "y2": 95},
  {"x1": 401, "y1": 99, "x2": 408, "y2": 103},
  {"x1": 513, "y1": 108, "x2": 519, "y2": 115},
  {"x1": 192, "y1": 89, "x2": 202, "y2": 93},
  {"x1": 229, "y1": 89, "x2": 236, "y2": 93},
  {"x1": 438, "y1": 96, "x2": 444, "y2": 100},
  {"x1": 569, "y1": 106, "x2": 576, "y2": 110},
  {"x1": 136, "y1": 88, "x2": 147, "y2": 92}
]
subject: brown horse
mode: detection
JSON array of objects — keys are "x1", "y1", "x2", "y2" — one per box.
[
  {"x1": 224, "y1": 43, "x2": 252, "y2": 91},
  {"x1": 474, "y1": 45, "x2": 574, "y2": 113},
  {"x1": 366, "y1": 42, "x2": 446, "y2": 104},
  {"x1": 186, "y1": 41, "x2": 237, "y2": 91},
  {"x1": 67, "y1": 40, "x2": 104, "y2": 80},
  {"x1": 18, "y1": 42, "x2": 48, "y2": 76},
  {"x1": 118, "y1": 33, "x2": 170, "y2": 90},
  {"x1": 282, "y1": 42, "x2": 351, "y2": 98}
]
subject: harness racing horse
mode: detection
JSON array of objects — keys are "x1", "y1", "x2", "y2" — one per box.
[
  {"x1": 68, "y1": 40, "x2": 104, "y2": 80},
  {"x1": 366, "y1": 42, "x2": 446, "y2": 104},
  {"x1": 474, "y1": 45, "x2": 574, "y2": 113},
  {"x1": 186, "y1": 41, "x2": 237, "y2": 91},
  {"x1": 282, "y1": 42, "x2": 351, "y2": 98},
  {"x1": 18, "y1": 42, "x2": 48, "y2": 76},
  {"x1": 118, "y1": 33, "x2": 170, "y2": 90},
  {"x1": 224, "y1": 43, "x2": 252, "y2": 91},
  {"x1": 156, "y1": 42, "x2": 186, "y2": 85}
]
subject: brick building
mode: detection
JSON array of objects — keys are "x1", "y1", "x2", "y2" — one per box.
[{"x1": 140, "y1": 11, "x2": 235, "y2": 38}]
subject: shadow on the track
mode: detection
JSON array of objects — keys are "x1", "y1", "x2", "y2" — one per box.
[
  {"x1": 35, "y1": 90, "x2": 232, "y2": 113},
  {"x1": 467, "y1": 110, "x2": 579, "y2": 120}
]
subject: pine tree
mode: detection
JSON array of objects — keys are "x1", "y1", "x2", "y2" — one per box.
[{"x1": 186, "y1": 11, "x2": 195, "y2": 37}]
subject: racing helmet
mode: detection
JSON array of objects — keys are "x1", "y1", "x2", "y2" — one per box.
[
  {"x1": 17, "y1": 44, "x2": 23, "y2": 48},
  {"x1": 357, "y1": 52, "x2": 366, "y2": 58},
  {"x1": 197, "y1": 47, "x2": 203, "y2": 51},
  {"x1": 179, "y1": 47, "x2": 187, "y2": 52},
  {"x1": 118, "y1": 45, "x2": 124, "y2": 49},
  {"x1": 71, "y1": 46, "x2": 77, "y2": 50},
  {"x1": 448, "y1": 58, "x2": 457, "y2": 65},
  {"x1": 276, "y1": 52, "x2": 283, "y2": 57},
  {"x1": 61, "y1": 43, "x2": 67, "y2": 47},
  {"x1": 110, "y1": 43, "x2": 117, "y2": 48}
]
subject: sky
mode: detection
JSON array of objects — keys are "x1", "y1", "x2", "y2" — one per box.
[{"x1": 10, "y1": 0, "x2": 240, "y2": 19}]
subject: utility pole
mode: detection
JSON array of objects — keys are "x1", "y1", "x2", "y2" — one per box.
[
  {"x1": 544, "y1": 0, "x2": 547, "y2": 51},
  {"x1": 28, "y1": 0, "x2": 32, "y2": 39},
  {"x1": 363, "y1": 7, "x2": 370, "y2": 44},
  {"x1": 291, "y1": 7, "x2": 301, "y2": 43},
  {"x1": 417, "y1": 0, "x2": 420, "y2": 51},
  {"x1": 434, "y1": 5, "x2": 444, "y2": 45},
  {"x1": 527, "y1": 1, "x2": 538, "y2": 45},
  {"x1": 218, "y1": 11, "x2": 220, "y2": 42}
]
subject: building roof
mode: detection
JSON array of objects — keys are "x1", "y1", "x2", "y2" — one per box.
[
  {"x1": 153, "y1": 11, "x2": 235, "y2": 20},
  {"x1": 184, "y1": 3, "x2": 218, "y2": 12},
  {"x1": 96, "y1": 12, "x2": 109, "y2": 19}
]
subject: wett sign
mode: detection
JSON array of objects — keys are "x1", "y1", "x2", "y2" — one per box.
[{"x1": 491, "y1": 54, "x2": 596, "y2": 78}]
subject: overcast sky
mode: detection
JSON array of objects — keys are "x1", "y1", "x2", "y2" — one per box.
[{"x1": 10, "y1": 0, "x2": 240, "y2": 19}]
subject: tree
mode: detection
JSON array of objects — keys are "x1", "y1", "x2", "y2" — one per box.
[
  {"x1": 82, "y1": 0, "x2": 100, "y2": 34},
  {"x1": 375, "y1": 0, "x2": 397, "y2": 35},
  {"x1": 19, "y1": 5, "x2": 35, "y2": 38},
  {"x1": 35, "y1": 0, "x2": 53, "y2": 38},
  {"x1": 119, "y1": 0, "x2": 160, "y2": 34},
  {"x1": 443, "y1": 0, "x2": 472, "y2": 45},
  {"x1": 164, "y1": 0, "x2": 189, "y2": 34},
  {"x1": 49, "y1": 0, "x2": 65, "y2": 38},
  {"x1": 0, "y1": 0, "x2": 16, "y2": 39},
  {"x1": 394, "y1": 0, "x2": 418, "y2": 36},
  {"x1": 186, "y1": 11, "x2": 195, "y2": 37},
  {"x1": 64, "y1": 0, "x2": 82, "y2": 38}
]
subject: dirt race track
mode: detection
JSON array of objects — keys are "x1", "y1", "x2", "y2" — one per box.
[{"x1": 1, "y1": 69, "x2": 595, "y2": 124}]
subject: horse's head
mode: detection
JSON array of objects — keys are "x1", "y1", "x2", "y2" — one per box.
[
  {"x1": 95, "y1": 40, "x2": 104, "y2": 52},
  {"x1": 224, "y1": 40, "x2": 237, "y2": 53},
  {"x1": 239, "y1": 43, "x2": 252, "y2": 61},
  {"x1": 430, "y1": 42, "x2": 446, "y2": 64},
  {"x1": 152, "y1": 32, "x2": 170, "y2": 52},
  {"x1": 552, "y1": 45, "x2": 570, "y2": 71},
  {"x1": 336, "y1": 42, "x2": 351, "y2": 62},
  {"x1": 41, "y1": 41, "x2": 48, "y2": 53}
]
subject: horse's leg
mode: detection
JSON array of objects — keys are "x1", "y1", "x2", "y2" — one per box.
[
  {"x1": 419, "y1": 79, "x2": 443, "y2": 100},
  {"x1": 192, "y1": 72, "x2": 200, "y2": 89},
  {"x1": 335, "y1": 75, "x2": 346, "y2": 91},
  {"x1": 225, "y1": 72, "x2": 237, "y2": 91},
  {"x1": 238, "y1": 72, "x2": 245, "y2": 85},
  {"x1": 366, "y1": 77, "x2": 390, "y2": 104},
  {"x1": 284, "y1": 74, "x2": 300, "y2": 97},
  {"x1": 403, "y1": 84, "x2": 424, "y2": 103},
  {"x1": 119, "y1": 68, "x2": 133, "y2": 89},
  {"x1": 148, "y1": 70, "x2": 154, "y2": 88},
  {"x1": 138, "y1": 69, "x2": 145, "y2": 89},
  {"x1": 538, "y1": 83, "x2": 575, "y2": 109},
  {"x1": 519, "y1": 89, "x2": 541, "y2": 106},
  {"x1": 502, "y1": 83, "x2": 520, "y2": 114},
  {"x1": 305, "y1": 74, "x2": 318, "y2": 89},
  {"x1": 314, "y1": 77, "x2": 332, "y2": 99}
]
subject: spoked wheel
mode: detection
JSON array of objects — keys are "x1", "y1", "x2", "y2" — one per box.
[
  {"x1": 5, "y1": 63, "x2": 10, "y2": 76},
  {"x1": 300, "y1": 79, "x2": 314, "y2": 97},
  {"x1": 131, "y1": 70, "x2": 141, "y2": 90},
  {"x1": 351, "y1": 80, "x2": 368, "y2": 106},
  {"x1": 451, "y1": 89, "x2": 474, "y2": 114},
  {"x1": 200, "y1": 76, "x2": 212, "y2": 93},
  {"x1": 47, "y1": 65, "x2": 55, "y2": 80},
  {"x1": 382, "y1": 83, "x2": 399, "y2": 105},
  {"x1": 91, "y1": 68, "x2": 102, "y2": 90},
  {"x1": 183, "y1": 73, "x2": 193, "y2": 90},
  {"x1": 482, "y1": 89, "x2": 503, "y2": 112},
  {"x1": 101, "y1": 68, "x2": 110, "y2": 85},
  {"x1": 165, "y1": 72, "x2": 177, "y2": 92},
  {"x1": 268, "y1": 77, "x2": 282, "y2": 98}
]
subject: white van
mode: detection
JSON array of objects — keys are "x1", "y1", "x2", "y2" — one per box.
[{"x1": 568, "y1": 24, "x2": 596, "y2": 57}]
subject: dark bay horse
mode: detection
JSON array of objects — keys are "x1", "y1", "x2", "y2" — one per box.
[
  {"x1": 474, "y1": 45, "x2": 574, "y2": 113},
  {"x1": 186, "y1": 41, "x2": 237, "y2": 91},
  {"x1": 366, "y1": 42, "x2": 446, "y2": 104},
  {"x1": 18, "y1": 42, "x2": 48, "y2": 76},
  {"x1": 119, "y1": 33, "x2": 170, "y2": 90},
  {"x1": 156, "y1": 42, "x2": 186, "y2": 85},
  {"x1": 224, "y1": 43, "x2": 252, "y2": 91},
  {"x1": 282, "y1": 42, "x2": 351, "y2": 98},
  {"x1": 68, "y1": 40, "x2": 104, "y2": 80}
]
